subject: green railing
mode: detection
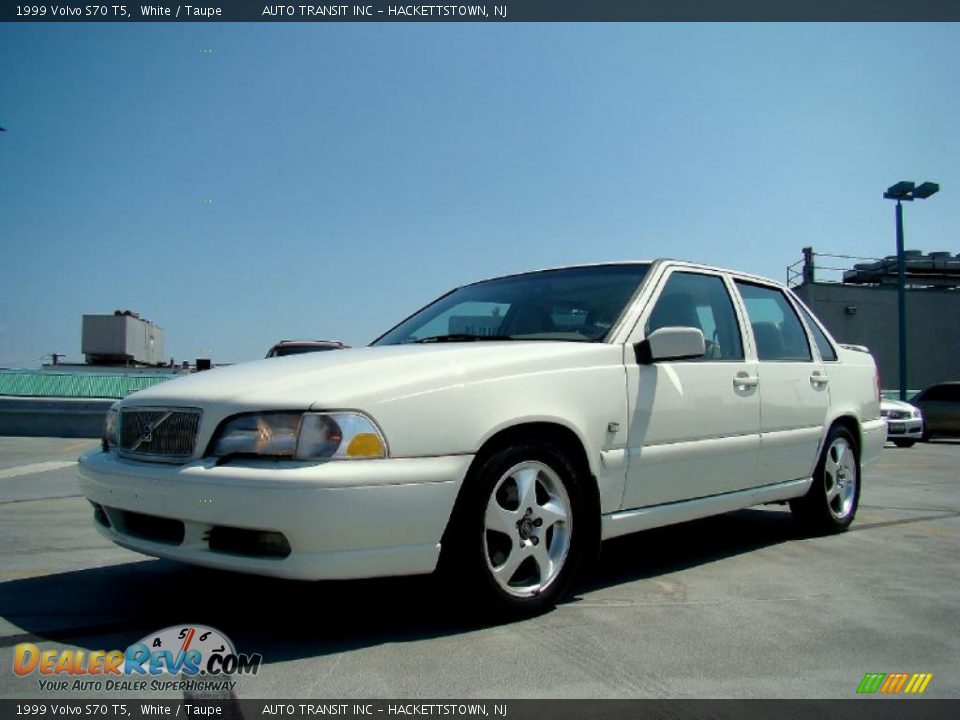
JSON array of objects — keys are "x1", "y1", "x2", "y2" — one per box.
[{"x1": 0, "y1": 370, "x2": 177, "y2": 399}]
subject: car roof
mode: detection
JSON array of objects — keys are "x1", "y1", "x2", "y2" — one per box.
[{"x1": 460, "y1": 259, "x2": 788, "y2": 289}]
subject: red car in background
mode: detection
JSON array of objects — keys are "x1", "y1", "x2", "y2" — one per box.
[{"x1": 266, "y1": 340, "x2": 349, "y2": 358}]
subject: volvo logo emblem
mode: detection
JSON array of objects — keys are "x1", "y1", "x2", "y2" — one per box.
[{"x1": 131, "y1": 412, "x2": 174, "y2": 452}]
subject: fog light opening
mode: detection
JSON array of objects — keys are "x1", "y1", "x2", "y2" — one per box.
[
  {"x1": 90, "y1": 501, "x2": 111, "y2": 528},
  {"x1": 207, "y1": 526, "x2": 292, "y2": 559}
]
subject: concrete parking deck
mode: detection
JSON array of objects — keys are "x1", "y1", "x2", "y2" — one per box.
[{"x1": 1, "y1": 436, "x2": 957, "y2": 699}]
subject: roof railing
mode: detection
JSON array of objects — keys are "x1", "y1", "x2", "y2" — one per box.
[{"x1": 788, "y1": 247, "x2": 960, "y2": 289}]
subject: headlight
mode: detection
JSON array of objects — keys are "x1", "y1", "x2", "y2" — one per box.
[
  {"x1": 211, "y1": 413, "x2": 301, "y2": 458},
  {"x1": 913, "y1": 409, "x2": 922, "y2": 418},
  {"x1": 297, "y1": 412, "x2": 387, "y2": 460},
  {"x1": 211, "y1": 411, "x2": 387, "y2": 461},
  {"x1": 102, "y1": 404, "x2": 120, "y2": 452}
]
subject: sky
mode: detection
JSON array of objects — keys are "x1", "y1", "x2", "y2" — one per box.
[{"x1": 0, "y1": 22, "x2": 957, "y2": 367}]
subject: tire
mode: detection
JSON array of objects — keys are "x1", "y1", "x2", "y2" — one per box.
[
  {"x1": 440, "y1": 441, "x2": 588, "y2": 614},
  {"x1": 790, "y1": 426, "x2": 861, "y2": 534},
  {"x1": 893, "y1": 439, "x2": 916, "y2": 448}
]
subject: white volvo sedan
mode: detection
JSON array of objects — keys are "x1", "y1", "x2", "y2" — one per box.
[{"x1": 79, "y1": 261, "x2": 886, "y2": 612}]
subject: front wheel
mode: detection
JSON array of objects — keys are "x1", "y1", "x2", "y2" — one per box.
[
  {"x1": 790, "y1": 426, "x2": 861, "y2": 534},
  {"x1": 441, "y1": 442, "x2": 588, "y2": 614}
]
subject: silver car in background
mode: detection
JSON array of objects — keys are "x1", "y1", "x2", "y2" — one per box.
[{"x1": 880, "y1": 399, "x2": 924, "y2": 448}]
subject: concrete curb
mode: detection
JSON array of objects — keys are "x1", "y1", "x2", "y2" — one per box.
[{"x1": 0, "y1": 397, "x2": 113, "y2": 438}]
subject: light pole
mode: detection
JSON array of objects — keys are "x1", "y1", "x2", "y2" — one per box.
[{"x1": 882, "y1": 181, "x2": 939, "y2": 401}]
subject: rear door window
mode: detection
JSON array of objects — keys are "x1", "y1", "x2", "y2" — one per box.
[{"x1": 735, "y1": 281, "x2": 813, "y2": 362}]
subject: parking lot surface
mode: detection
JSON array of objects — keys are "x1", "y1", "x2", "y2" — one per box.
[{"x1": 1, "y1": 436, "x2": 957, "y2": 699}]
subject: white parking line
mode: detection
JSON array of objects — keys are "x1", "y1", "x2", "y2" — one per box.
[{"x1": 0, "y1": 461, "x2": 77, "y2": 480}]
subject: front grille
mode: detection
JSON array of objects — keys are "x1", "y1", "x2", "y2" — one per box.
[
  {"x1": 119, "y1": 407, "x2": 202, "y2": 462},
  {"x1": 884, "y1": 410, "x2": 911, "y2": 420}
]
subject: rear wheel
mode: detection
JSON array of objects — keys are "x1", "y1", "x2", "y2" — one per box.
[
  {"x1": 441, "y1": 441, "x2": 587, "y2": 614},
  {"x1": 791, "y1": 426, "x2": 860, "y2": 534}
]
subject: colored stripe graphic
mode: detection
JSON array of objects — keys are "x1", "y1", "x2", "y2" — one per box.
[
  {"x1": 857, "y1": 673, "x2": 885, "y2": 693},
  {"x1": 904, "y1": 673, "x2": 933, "y2": 694},
  {"x1": 858, "y1": 672, "x2": 933, "y2": 694},
  {"x1": 880, "y1": 673, "x2": 909, "y2": 693}
]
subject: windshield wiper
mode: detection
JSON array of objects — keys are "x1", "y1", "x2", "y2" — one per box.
[{"x1": 414, "y1": 333, "x2": 515, "y2": 344}]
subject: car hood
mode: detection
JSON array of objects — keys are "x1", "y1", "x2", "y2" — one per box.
[
  {"x1": 122, "y1": 342, "x2": 621, "y2": 414},
  {"x1": 880, "y1": 399, "x2": 918, "y2": 413}
]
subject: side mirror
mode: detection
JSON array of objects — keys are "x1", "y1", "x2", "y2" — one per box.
[{"x1": 635, "y1": 326, "x2": 706, "y2": 365}]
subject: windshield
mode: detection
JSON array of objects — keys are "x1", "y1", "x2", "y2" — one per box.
[{"x1": 373, "y1": 264, "x2": 651, "y2": 346}]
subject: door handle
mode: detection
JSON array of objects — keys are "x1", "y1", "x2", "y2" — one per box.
[
  {"x1": 733, "y1": 372, "x2": 759, "y2": 389},
  {"x1": 810, "y1": 371, "x2": 830, "y2": 387}
]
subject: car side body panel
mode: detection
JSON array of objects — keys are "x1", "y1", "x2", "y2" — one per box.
[{"x1": 78, "y1": 259, "x2": 884, "y2": 585}]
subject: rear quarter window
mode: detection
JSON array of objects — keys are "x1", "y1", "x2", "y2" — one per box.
[{"x1": 796, "y1": 303, "x2": 838, "y2": 362}]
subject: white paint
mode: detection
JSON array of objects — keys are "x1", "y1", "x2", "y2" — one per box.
[
  {"x1": 76, "y1": 259, "x2": 883, "y2": 583},
  {"x1": 0, "y1": 461, "x2": 76, "y2": 480}
]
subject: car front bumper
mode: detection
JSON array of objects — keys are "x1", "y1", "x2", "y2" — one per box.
[
  {"x1": 77, "y1": 449, "x2": 472, "y2": 580},
  {"x1": 883, "y1": 417, "x2": 923, "y2": 440}
]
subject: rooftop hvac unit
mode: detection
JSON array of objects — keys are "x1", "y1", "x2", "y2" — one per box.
[{"x1": 82, "y1": 312, "x2": 165, "y2": 366}]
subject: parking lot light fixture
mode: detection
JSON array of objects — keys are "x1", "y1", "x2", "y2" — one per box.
[
  {"x1": 883, "y1": 180, "x2": 940, "y2": 401},
  {"x1": 883, "y1": 181, "x2": 915, "y2": 201},
  {"x1": 912, "y1": 182, "x2": 940, "y2": 200}
]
